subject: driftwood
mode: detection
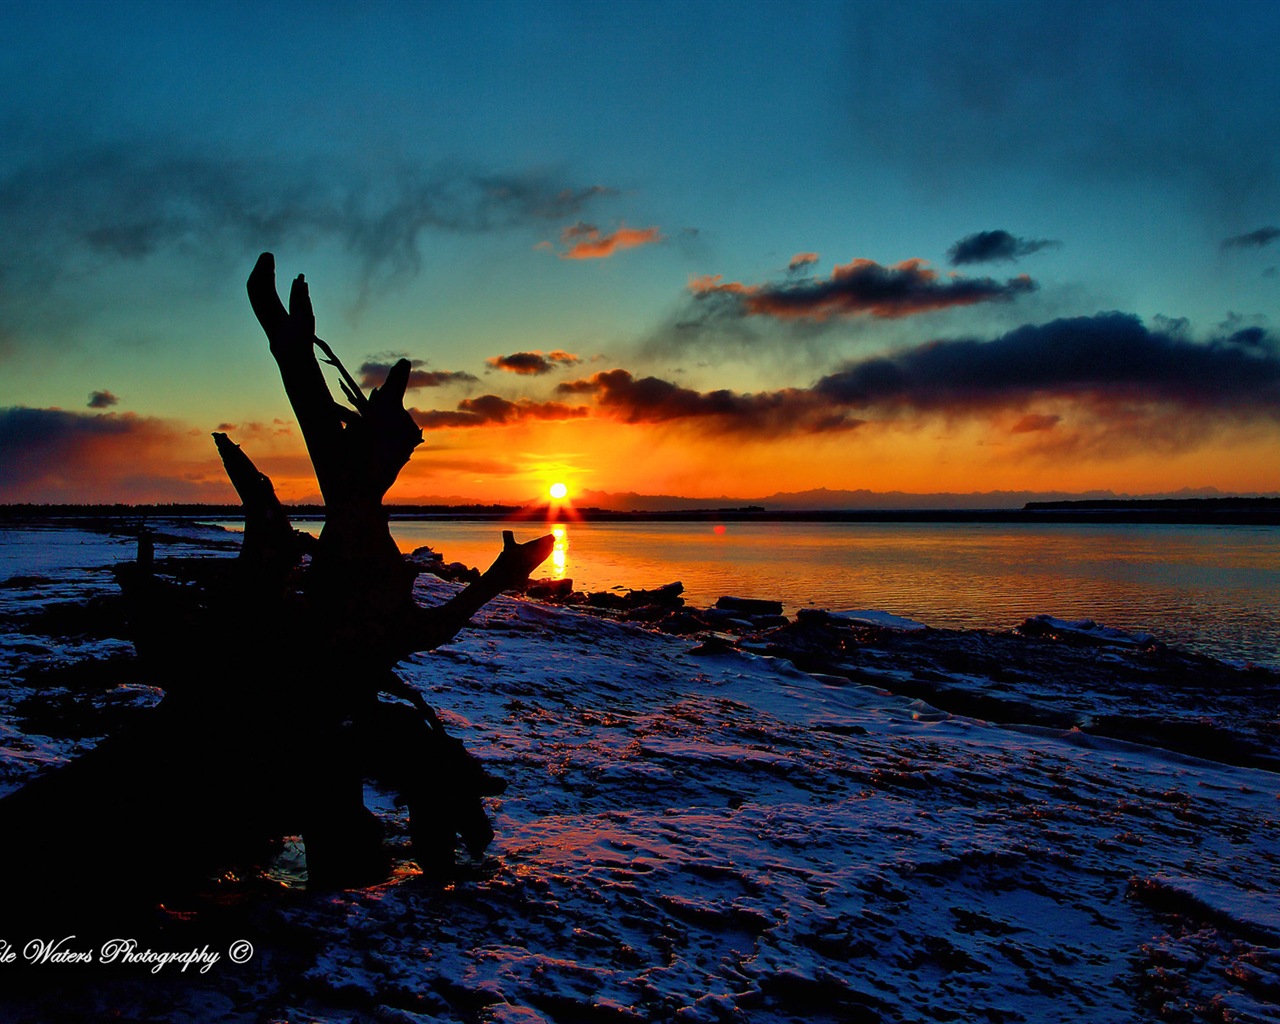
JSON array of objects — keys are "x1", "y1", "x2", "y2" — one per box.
[{"x1": 0, "y1": 254, "x2": 553, "y2": 928}]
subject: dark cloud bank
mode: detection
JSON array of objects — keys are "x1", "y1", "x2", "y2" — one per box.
[
  {"x1": 420, "y1": 313, "x2": 1280, "y2": 440},
  {"x1": 811, "y1": 313, "x2": 1278, "y2": 415},
  {"x1": 0, "y1": 406, "x2": 215, "y2": 502},
  {"x1": 7, "y1": 316, "x2": 1278, "y2": 499},
  {"x1": 689, "y1": 259, "x2": 1036, "y2": 322},
  {"x1": 557, "y1": 370, "x2": 859, "y2": 434},
  {"x1": 412, "y1": 395, "x2": 587, "y2": 429}
]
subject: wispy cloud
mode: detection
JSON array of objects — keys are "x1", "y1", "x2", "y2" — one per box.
[
  {"x1": 1009, "y1": 413, "x2": 1061, "y2": 433},
  {"x1": 486, "y1": 350, "x2": 580, "y2": 375},
  {"x1": 947, "y1": 230, "x2": 1061, "y2": 265},
  {"x1": 1222, "y1": 226, "x2": 1280, "y2": 250},
  {"x1": 358, "y1": 360, "x2": 478, "y2": 390},
  {"x1": 0, "y1": 141, "x2": 619, "y2": 304},
  {"x1": 689, "y1": 258, "x2": 1036, "y2": 321},
  {"x1": 87, "y1": 390, "x2": 119, "y2": 409},
  {"x1": 845, "y1": 1, "x2": 1280, "y2": 219},
  {"x1": 551, "y1": 222, "x2": 663, "y2": 260}
]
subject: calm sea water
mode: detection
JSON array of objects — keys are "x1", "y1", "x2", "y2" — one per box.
[{"x1": 385, "y1": 519, "x2": 1279, "y2": 667}]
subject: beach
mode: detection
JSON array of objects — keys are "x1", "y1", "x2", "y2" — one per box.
[{"x1": 1, "y1": 522, "x2": 1279, "y2": 1023}]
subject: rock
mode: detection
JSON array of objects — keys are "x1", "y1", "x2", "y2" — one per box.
[
  {"x1": 702, "y1": 608, "x2": 757, "y2": 630},
  {"x1": 716, "y1": 595, "x2": 783, "y2": 616},
  {"x1": 657, "y1": 610, "x2": 712, "y2": 635},
  {"x1": 586, "y1": 582, "x2": 684, "y2": 613},
  {"x1": 526, "y1": 577, "x2": 574, "y2": 601},
  {"x1": 624, "y1": 604, "x2": 673, "y2": 622},
  {"x1": 586, "y1": 591, "x2": 631, "y2": 610},
  {"x1": 689, "y1": 632, "x2": 740, "y2": 656},
  {"x1": 427, "y1": 561, "x2": 482, "y2": 584},
  {"x1": 629, "y1": 581, "x2": 684, "y2": 606},
  {"x1": 408, "y1": 545, "x2": 443, "y2": 564}
]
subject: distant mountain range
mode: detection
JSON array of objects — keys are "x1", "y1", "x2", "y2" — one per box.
[{"x1": 548, "y1": 485, "x2": 1277, "y2": 513}]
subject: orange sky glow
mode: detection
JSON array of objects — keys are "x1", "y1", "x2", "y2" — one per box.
[{"x1": 2, "y1": 3, "x2": 1278, "y2": 509}]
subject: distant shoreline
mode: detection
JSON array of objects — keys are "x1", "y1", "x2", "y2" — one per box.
[{"x1": 2, "y1": 497, "x2": 1278, "y2": 527}]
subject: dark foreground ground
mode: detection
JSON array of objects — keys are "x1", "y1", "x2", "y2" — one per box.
[{"x1": 1, "y1": 523, "x2": 1277, "y2": 1023}]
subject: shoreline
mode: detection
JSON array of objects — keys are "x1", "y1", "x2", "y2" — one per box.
[
  {"x1": 4, "y1": 515, "x2": 1277, "y2": 668},
  {"x1": 6, "y1": 520, "x2": 1276, "y2": 772},
  {"x1": 2, "y1": 496, "x2": 1279, "y2": 527}
]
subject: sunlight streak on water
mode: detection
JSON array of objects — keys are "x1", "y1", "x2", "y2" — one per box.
[{"x1": 550, "y1": 523, "x2": 568, "y2": 580}]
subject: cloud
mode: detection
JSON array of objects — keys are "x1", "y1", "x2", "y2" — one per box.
[
  {"x1": 486, "y1": 350, "x2": 580, "y2": 375},
  {"x1": 947, "y1": 230, "x2": 1061, "y2": 265},
  {"x1": 689, "y1": 258, "x2": 1036, "y2": 321},
  {"x1": 0, "y1": 142, "x2": 619, "y2": 307},
  {"x1": 813, "y1": 313, "x2": 1280, "y2": 417},
  {"x1": 412, "y1": 395, "x2": 589, "y2": 429},
  {"x1": 1010, "y1": 413, "x2": 1061, "y2": 433},
  {"x1": 87, "y1": 390, "x2": 119, "y2": 409},
  {"x1": 555, "y1": 369, "x2": 862, "y2": 435},
  {"x1": 402, "y1": 311, "x2": 1279, "y2": 458},
  {"x1": 553, "y1": 222, "x2": 663, "y2": 260},
  {"x1": 1222, "y1": 226, "x2": 1280, "y2": 250},
  {"x1": 0, "y1": 406, "x2": 228, "y2": 503},
  {"x1": 577, "y1": 313, "x2": 1280, "y2": 445},
  {"x1": 358, "y1": 360, "x2": 477, "y2": 390},
  {"x1": 789, "y1": 252, "x2": 820, "y2": 272}
]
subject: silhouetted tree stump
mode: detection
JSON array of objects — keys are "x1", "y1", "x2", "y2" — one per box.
[{"x1": 0, "y1": 254, "x2": 552, "y2": 927}]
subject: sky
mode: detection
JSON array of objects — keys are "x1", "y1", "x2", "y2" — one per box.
[{"x1": 1, "y1": 0, "x2": 1278, "y2": 506}]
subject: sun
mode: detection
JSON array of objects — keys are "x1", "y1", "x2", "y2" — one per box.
[{"x1": 549, "y1": 481, "x2": 569, "y2": 501}]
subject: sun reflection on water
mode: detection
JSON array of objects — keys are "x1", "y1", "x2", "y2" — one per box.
[{"x1": 551, "y1": 523, "x2": 568, "y2": 579}]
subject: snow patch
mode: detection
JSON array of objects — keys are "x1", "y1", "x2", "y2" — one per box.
[
  {"x1": 1022, "y1": 613, "x2": 1153, "y2": 646},
  {"x1": 827, "y1": 608, "x2": 928, "y2": 630}
]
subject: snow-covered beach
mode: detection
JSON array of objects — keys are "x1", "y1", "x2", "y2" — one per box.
[{"x1": 1, "y1": 523, "x2": 1278, "y2": 1023}]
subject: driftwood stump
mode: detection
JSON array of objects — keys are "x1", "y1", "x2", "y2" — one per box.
[{"x1": 0, "y1": 254, "x2": 553, "y2": 929}]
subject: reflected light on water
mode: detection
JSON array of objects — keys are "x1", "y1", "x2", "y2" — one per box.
[{"x1": 551, "y1": 524, "x2": 568, "y2": 579}]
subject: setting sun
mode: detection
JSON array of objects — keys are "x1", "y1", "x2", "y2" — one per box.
[{"x1": 549, "y1": 482, "x2": 568, "y2": 500}]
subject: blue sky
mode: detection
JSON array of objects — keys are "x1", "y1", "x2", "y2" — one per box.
[{"x1": 2, "y1": 0, "x2": 1277, "y2": 503}]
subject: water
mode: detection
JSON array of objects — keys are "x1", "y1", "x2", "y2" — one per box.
[{"x1": 384, "y1": 519, "x2": 1280, "y2": 667}]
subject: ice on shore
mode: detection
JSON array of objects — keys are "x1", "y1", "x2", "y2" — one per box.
[
  {"x1": 825, "y1": 608, "x2": 928, "y2": 631},
  {"x1": 1, "y1": 531, "x2": 1278, "y2": 1023},
  {"x1": 1021, "y1": 613, "x2": 1155, "y2": 647}
]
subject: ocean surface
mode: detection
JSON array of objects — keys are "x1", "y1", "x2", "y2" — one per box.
[{"x1": 384, "y1": 519, "x2": 1280, "y2": 667}]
